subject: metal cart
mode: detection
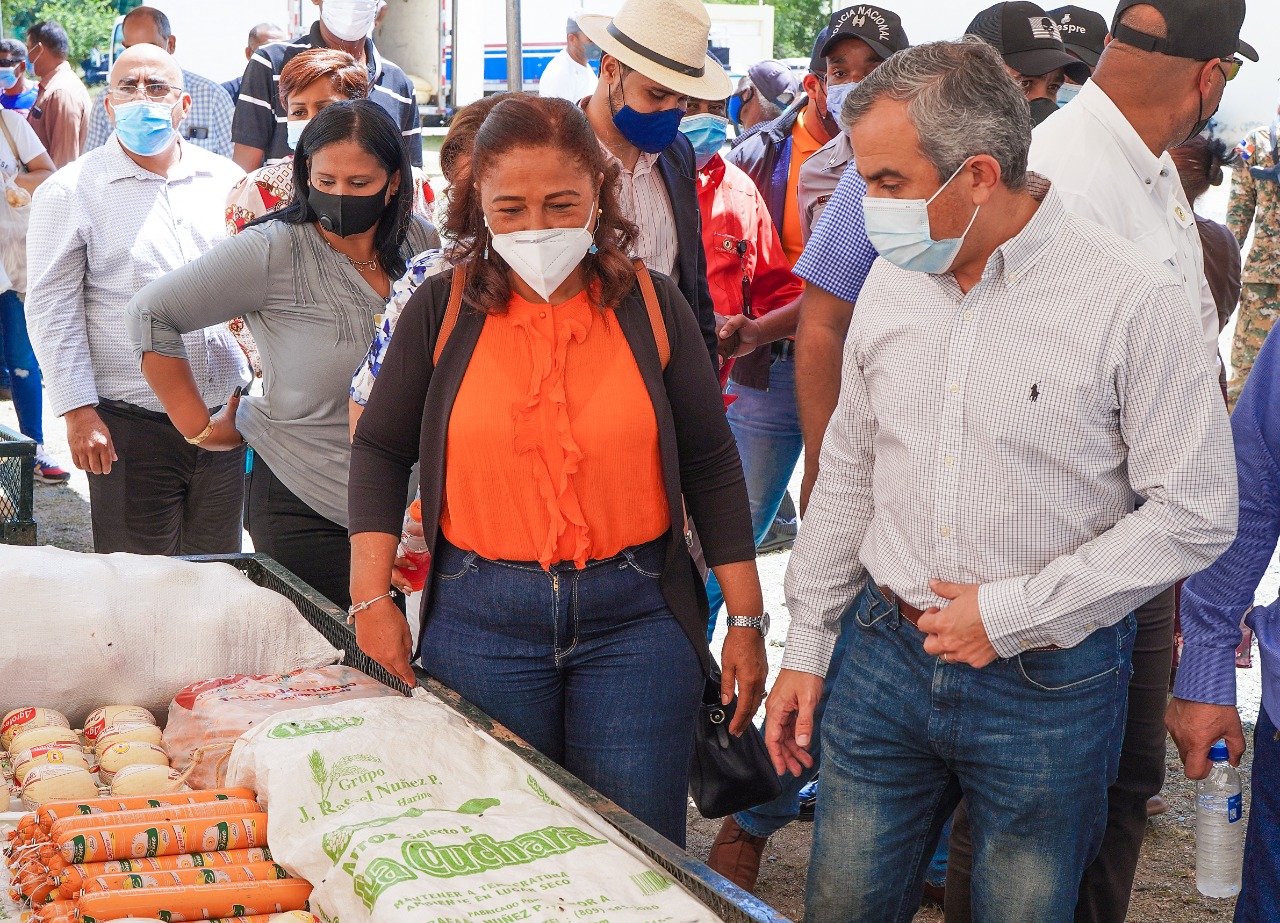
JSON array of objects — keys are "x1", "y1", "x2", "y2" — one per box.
[{"x1": 0, "y1": 424, "x2": 35, "y2": 545}]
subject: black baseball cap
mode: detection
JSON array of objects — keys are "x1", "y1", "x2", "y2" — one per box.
[
  {"x1": 966, "y1": 2, "x2": 1092, "y2": 82},
  {"x1": 1111, "y1": 0, "x2": 1257, "y2": 64},
  {"x1": 809, "y1": 26, "x2": 829, "y2": 74},
  {"x1": 1048, "y1": 6, "x2": 1107, "y2": 68},
  {"x1": 820, "y1": 6, "x2": 910, "y2": 61}
]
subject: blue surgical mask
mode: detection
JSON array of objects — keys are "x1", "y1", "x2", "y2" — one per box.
[
  {"x1": 611, "y1": 74, "x2": 684, "y2": 154},
  {"x1": 825, "y1": 80, "x2": 858, "y2": 123},
  {"x1": 680, "y1": 113, "x2": 729, "y2": 170},
  {"x1": 727, "y1": 93, "x2": 743, "y2": 126},
  {"x1": 287, "y1": 118, "x2": 309, "y2": 150},
  {"x1": 861, "y1": 158, "x2": 981, "y2": 275},
  {"x1": 112, "y1": 99, "x2": 179, "y2": 157},
  {"x1": 0, "y1": 68, "x2": 17, "y2": 90},
  {"x1": 1056, "y1": 82, "x2": 1082, "y2": 107}
]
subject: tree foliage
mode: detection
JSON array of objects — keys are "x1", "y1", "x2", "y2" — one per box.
[
  {"x1": 5, "y1": 0, "x2": 137, "y2": 68},
  {"x1": 718, "y1": 0, "x2": 832, "y2": 60}
]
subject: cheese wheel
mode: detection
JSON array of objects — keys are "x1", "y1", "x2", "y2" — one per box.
[
  {"x1": 83, "y1": 706, "x2": 157, "y2": 744},
  {"x1": 7, "y1": 725, "x2": 81, "y2": 756},
  {"x1": 11, "y1": 743, "x2": 91, "y2": 783},
  {"x1": 109, "y1": 764, "x2": 188, "y2": 797},
  {"x1": 1, "y1": 707, "x2": 70, "y2": 749},
  {"x1": 94, "y1": 723, "x2": 165, "y2": 757},
  {"x1": 96, "y1": 742, "x2": 169, "y2": 784},
  {"x1": 21, "y1": 765, "x2": 99, "y2": 810}
]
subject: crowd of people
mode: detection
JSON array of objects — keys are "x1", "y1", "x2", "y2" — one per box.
[{"x1": 0, "y1": 0, "x2": 1275, "y2": 919}]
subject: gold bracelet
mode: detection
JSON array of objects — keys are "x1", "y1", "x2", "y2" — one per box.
[{"x1": 184, "y1": 419, "x2": 215, "y2": 446}]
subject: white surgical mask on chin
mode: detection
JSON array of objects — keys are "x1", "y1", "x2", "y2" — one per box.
[
  {"x1": 487, "y1": 200, "x2": 598, "y2": 302},
  {"x1": 321, "y1": 0, "x2": 379, "y2": 42}
]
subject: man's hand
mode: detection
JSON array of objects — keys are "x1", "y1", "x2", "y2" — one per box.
[
  {"x1": 354, "y1": 597, "x2": 416, "y2": 687},
  {"x1": 799, "y1": 454, "x2": 821, "y2": 515},
  {"x1": 1166, "y1": 698, "x2": 1247, "y2": 780},
  {"x1": 718, "y1": 314, "x2": 764, "y2": 360},
  {"x1": 764, "y1": 669, "x2": 823, "y2": 776},
  {"x1": 721, "y1": 626, "x2": 767, "y2": 736},
  {"x1": 917, "y1": 580, "x2": 999, "y2": 668},
  {"x1": 64, "y1": 405, "x2": 116, "y2": 475}
]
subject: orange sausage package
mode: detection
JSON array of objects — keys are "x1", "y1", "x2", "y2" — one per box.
[{"x1": 75, "y1": 877, "x2": 312, "y2": 922}]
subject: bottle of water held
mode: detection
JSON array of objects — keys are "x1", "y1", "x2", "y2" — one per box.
[{"x1": 1196, "y1": 739, "x2": 1243, "y2": 898}]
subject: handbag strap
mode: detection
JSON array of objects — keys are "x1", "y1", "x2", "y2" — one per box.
[
  {"x1": 633, "y1": 259, "x2": 669, "y2": 371},
  {"x1": 433, "y1": 263, "x2": 469, "y2": 365},
  {"x1": 0, "y1": 113, "x2": 27, "y2": 174}
]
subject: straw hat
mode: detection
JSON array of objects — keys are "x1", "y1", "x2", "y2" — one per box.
[{"x1": 576, "y1": 0, "x2": 733, "y2": 101}]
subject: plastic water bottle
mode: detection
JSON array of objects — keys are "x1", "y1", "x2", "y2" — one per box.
[
  {"x1": 1195, "y1": 740, "x2": 1243, "y2": 897},
  {"x1": 394, "y1": 500, "x2": 431, "y2": 593}
]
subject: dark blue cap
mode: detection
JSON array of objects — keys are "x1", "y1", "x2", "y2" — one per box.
[{"x1": 1209, "y1": 740, "x2": 1230, "y2": 762}]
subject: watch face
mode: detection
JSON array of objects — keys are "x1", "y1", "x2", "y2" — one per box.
[{"x1": 761, "y1": 611, "x2": 770, "y2": 637}]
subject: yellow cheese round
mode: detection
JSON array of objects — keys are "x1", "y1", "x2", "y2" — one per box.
[
  {"x1": 82, "y1": 705, "x2": 157, "y2": 744},
  {"x1": 93, "y1": 722, "x2": 164, "y2": 757},
  {"x1": 96, "y1": 741, "x2": 169, "y2": 784},
  {"x1": 109, "y1": 764, "x2": 188, "y2": 797},
  {"x1": 11, "y1": 743, "x2": 90, "y2": 783},
  {"x1": 20, "y1": 764, "x2": 99, "y2": 810},
  {"x1": 7, "y1": 725, "x2": 81, "y2": 756},
  {"x1": 1, "y1": 707, "x2": 70, "y2": 750}
]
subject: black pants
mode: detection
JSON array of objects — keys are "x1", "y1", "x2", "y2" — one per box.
[
  {"x1": 244, "y1": 452, "x2": 351, "y2": 610},
  {"x1": 944, "y1": 585, "x2": 1176, "y2": 923},
  {"x1": 88, "y1": 400, "x2": 244, "y2": 555}
]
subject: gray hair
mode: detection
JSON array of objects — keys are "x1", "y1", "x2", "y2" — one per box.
[{"x1": 842, "y1": 37, "x2": 1032, "y2": 190}]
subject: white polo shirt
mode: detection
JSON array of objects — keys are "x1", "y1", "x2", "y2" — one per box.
[{"x1": 1029, "y1": 79, "x2": 1218, "y2": 371}]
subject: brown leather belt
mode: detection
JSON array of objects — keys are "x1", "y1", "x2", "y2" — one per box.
[{"x1": 877, "y1": 585, "x2": 1062, "y2": 653}]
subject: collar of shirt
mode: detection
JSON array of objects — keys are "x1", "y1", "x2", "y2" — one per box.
[
  {"x1": 792, "y1": 104, "x2": 825, "y2": 158},
  {"x1": 597, "y1": 137, "x2": 659, "y2": 177},
  {"x1": 102, "y1": 136, "x2": 209, "y2": 184},
  {"x1": 697, "y1": 152, "x2": 726, "y2": 188},
  {"x1": 1072, "y1": 79, "x2": 1175, "y2": 193},
  {"x1": 821, "y1": 132, "x2": 853, "y2": 171}
]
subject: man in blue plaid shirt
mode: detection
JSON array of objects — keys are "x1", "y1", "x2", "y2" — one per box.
[{"x1": 83, "y1": 8, "x2": 233, "y2": 158}]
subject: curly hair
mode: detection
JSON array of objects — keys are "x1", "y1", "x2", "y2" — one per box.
[
  {"x1": 1170, "y1": 134, "x2": 1239, "y2": 206},
  {"x1": 442, "y1": 94, "x2": 637, "y2": 314},
  {"x1": 439, "y1": 93, "x2": 513, "y2": 183}
]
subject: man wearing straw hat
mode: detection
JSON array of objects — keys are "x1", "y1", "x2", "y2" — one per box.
[{"x1": 577, "y1": 0, "x2": 731, "y2": 367}]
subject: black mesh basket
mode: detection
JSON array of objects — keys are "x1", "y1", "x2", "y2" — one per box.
[
  {"x1": 0, "y1": 423, "x2": 35, "y2": 545},
  {"x1": 183, "y1": 553, "x2": 791, "y2": 923}
]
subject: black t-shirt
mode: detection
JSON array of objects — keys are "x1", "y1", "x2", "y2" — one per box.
[{"x1": 231, "y1": 23, "x2": 422, "y2": 166}]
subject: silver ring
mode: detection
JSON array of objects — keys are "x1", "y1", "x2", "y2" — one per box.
[{"x1": 941, "y1": 652, "x2": 952, "y2": 664}]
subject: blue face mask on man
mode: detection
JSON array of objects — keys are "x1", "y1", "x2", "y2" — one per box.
[
  {"x1": 112, "y1": 100, "x2": 179, "y2": 157},
  {"x1": 0, "y1": 67, "x2": 18, "y2": 90},
  {"x1": 679, "y1": 113, "x2": 729, "y2": 170},
  {"x1": 861, "y1": 157, "x2": 981, "y2": 275},
  {"x1": 610, "y1": 72, "x2": 685, "y2": 154},
  {"x1": 1056, "y1": 82, "x2": 1082, "y2": 107}
]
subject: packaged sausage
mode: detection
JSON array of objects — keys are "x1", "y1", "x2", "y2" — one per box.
[
  {"x1": 49, "y1": 797, "x2": 259, "y2": 844},
  {"x1": 93, "y1": 722, "x2": 165, "y2": 756},
  {"x1": 79, "y1": 861, "x2": 289, "y2": 894},
  {"x1": 83, "y1": 705, "x2": 157, "y2": 744},
  {"x1": 96, "y1": 741, "x2": 170, "y2": 783},
  {"x1": 34, "y1": 787, "x2": 258, "y2": 831},
  {"x1": 1, "y1": 707, "x2": 70, "y2": 750},
  {"x1": 21, "y1": 765, "x2": 99, "y2": 810},
  {"x1": 54, "y1": 846, "x2": 274, "y2": 891},
  {"x1": 7, "y1": 725, "x2": 81, "y2": 756},
  {"x1": 110, "y1": 764, "x2": 188, "y2": 797},
  {"x1": 11, "y1": 744, "x2": 91, "y2": 783},
  {"x1": 75, "y1": 877, "x2": 312, "y2": 922},
  {"x1": 57, "y1": 811, "x2": 267, "y2": 863}
]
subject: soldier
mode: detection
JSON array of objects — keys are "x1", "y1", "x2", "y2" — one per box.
[{"x1": 1227, "y1": 96, "x2": 1280, "y2": 408}]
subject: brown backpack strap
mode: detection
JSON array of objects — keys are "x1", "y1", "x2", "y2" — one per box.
[
  {"x1": 633, "y1": 260, "x2": 669, "y2": 370},
  {"x1": 433, "y1": 263, "x2": 468, "y2": 365}
]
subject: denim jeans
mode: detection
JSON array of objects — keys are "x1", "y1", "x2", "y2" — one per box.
[
  {"x1": 421, "y1": 536, "x2": 703, "y2": 847},
  {"x1": 806, "y1": 582, "x2": 1134, "y2": 923},
  {"x1": 706, "y1": 355, "x2": 803, "y2": 636},
  {"x1": 0, "y1": 289, "x2": 43, "y2": 443},
  {"x1": 1236, "y1": 705, "x2": 1280, "y2": 923}
]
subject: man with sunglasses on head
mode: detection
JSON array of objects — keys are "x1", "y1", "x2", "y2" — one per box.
[
  {"x1": 25, "y1": 44, "x2": 249, "y2": 557},
  {"x1": 946, "y1": 3, "x2": 1256, "y2": 922}
]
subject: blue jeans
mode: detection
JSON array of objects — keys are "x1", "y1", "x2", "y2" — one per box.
[
  {"x1": 1235, "y1": 705, "x2": 1280, "y2": 922},
  {"x1": 807, "y1": 582, "x2": 1134, "y2": 923},
  {"x1": 706, "y1": 355, "x2": 803, "y2": 636},
  {"x1": 421, "y1": 537, "x2": 703, "y2": 847},
  {"x1": 0, "y1": 290, "x2": 42, "y2": 443}
]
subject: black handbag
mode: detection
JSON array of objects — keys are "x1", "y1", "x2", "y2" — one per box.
[{"x1": 689, "y1": 664, "x2": 783, "y2": 819}]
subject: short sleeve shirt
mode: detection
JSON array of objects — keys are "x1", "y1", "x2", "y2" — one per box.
[
  {"x1": 793, "y1": 163, "x2": 878, "y2": 303},
  {"x1": 0, "y1": 109, "x2": 45, "y2": 174}
]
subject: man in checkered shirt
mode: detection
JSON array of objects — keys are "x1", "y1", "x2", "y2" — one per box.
[{"x1": 764, "y1": 39, "x2": 1236, "y2": 923}]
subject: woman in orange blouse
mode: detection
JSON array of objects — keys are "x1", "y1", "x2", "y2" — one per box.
[{"x1": 348, "y1": 95, "x2": 766, "y2": 846}]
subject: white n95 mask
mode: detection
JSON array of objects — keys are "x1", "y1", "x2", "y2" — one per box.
[
  {"x1": 486, "y1": 201, "x2": 598, "y2": 302},
  {"x1": 322, "y1": 0, "x2": 379, "y2": 42}
]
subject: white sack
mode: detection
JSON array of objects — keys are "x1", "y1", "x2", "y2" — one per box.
[
  {"x1": 227, "y1": 696, "x2": 720, "y2": 923},
  {"x1": 0, "y1": 546, "x2": 341, "y2": 726}
]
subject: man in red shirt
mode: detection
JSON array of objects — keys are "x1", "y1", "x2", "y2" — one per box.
[{"x1": 680, "y1": 97, "x2": 803, "y2": 390}]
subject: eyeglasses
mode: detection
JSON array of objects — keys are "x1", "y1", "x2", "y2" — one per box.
[
  {"x1": 0, "y1": 60, "x2": 23, "y2": 68},
  {"x1": 1216, "y1": 57, "x2": 1243, "y2": 81},
  {"x1": 110, "y1": 82, "x2": 183, "y2": 101}
]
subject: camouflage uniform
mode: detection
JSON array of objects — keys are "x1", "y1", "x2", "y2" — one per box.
[{"x1": 1227, "y1": 123, "x2": 1280, "y2": 407}]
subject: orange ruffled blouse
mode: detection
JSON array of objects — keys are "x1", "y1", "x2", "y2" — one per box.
[{"x1": 440, "y1": 290, "x2": 670, "y2": 569}]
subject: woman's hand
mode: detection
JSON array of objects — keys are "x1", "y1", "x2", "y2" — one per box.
[
  {"x1": 354, "y1": 597, "x2": 416, "y2": 687},
  {"x1": 721, "y1": 626, "x2": 767, "y2": 736},
  {"x1": 199, "y1": 388, "x2": 245, "y2": 451},
  {"x1": 390, "y1": 550, "x2": 417, "y2": 595}
]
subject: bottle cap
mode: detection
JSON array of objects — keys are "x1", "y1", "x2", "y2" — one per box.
[
  {"x1": 409, "y1": 499, "x2": 422, "y2": 522},
  {"x1": 1209, "y1": 740, "x2": 1230, "y2": 762}
]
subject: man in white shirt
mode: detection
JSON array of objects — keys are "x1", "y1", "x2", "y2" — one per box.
[
  {"x1": 946, "y1": 2, "x2": 1257, "y2": 921},
  {"x1": 26, "y1": 44, "x2": 249, "y2": 556},
  {"x1": 538, "y1": 15, "x2": 599, "y2": 103}
]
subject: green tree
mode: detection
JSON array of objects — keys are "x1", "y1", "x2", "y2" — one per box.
[
  {"x1": 5, "y1": 0, "x2": 135, "y2": 69},
  {"x1": 717, "y1": 0, "x2": 832, "y2": 60}
]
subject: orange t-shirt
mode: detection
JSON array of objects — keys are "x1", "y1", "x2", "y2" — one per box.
[
  {"x1": 781, "y1": 105, "x2": 826, "y2": 266},
  {"x1": 441, "y1": 290, "x2": 670, "y2": 569}
]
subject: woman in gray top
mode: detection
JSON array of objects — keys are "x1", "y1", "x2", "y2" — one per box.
[{"x1": 128, "y1": 101, "x2": 438, "y2": 608}]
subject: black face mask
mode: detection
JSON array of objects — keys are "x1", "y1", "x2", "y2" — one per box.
[
  {"x1": 1029, "y1": 96, "x2": 1059, "y2": 127},
  {"x1": 308, "y1": 183, "x2": 389, "y2": 238}
]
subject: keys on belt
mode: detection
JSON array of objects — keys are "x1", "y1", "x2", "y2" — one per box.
[{"x1": 877, "y1": 584, "x2": 1062, "y2": 653}]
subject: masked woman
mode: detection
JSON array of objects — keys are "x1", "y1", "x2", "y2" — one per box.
[
  {"x1": 347, "y1": 95, "x2": 766, "y2": 846},
  {"x1": 128, "y1": 100, "x2": 438, "y2": 608}
]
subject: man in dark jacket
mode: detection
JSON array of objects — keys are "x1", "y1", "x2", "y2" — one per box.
[{"x1": 577, "y1": 0, "x2": 727, "y2": 367}]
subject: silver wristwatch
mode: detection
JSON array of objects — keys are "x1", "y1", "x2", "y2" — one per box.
[{"x1": 726, "y1": 611, "x2": 770, "y2": 637}]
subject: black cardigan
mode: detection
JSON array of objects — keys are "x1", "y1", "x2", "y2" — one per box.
[{"x1": 348, "y1": 267, "x2": 755, "y2": 671}]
